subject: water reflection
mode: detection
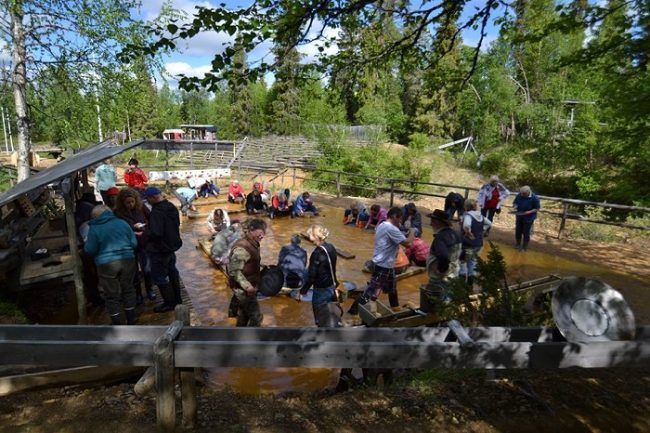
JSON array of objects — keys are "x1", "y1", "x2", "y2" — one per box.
[{"x1": 175, "y1": 202, "x2": 647, "y2": 394}]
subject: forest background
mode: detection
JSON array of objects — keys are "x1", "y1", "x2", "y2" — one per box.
[{"x1": 0, "y1": 0, "x2": 648, "y2": 206}]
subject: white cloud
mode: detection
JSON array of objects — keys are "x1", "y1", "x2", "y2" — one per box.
[
  {"x1": 297, "y1": 20, "x2": 340, "y2": 64},
  {"x1": 178, "y1": 30, "x2": 233, "y2": 57},
  {"x1": 165, "y1": 61, "x2": 212, "y2": 78}
]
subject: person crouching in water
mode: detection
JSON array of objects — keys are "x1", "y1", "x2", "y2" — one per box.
[
  {"x1": 297, "y1": 224, "x2": 342, "y2": 327},
  {"x1": 246, "y1": 188, "x2": 267, "y2": 215},
  {"x1": 343, "y1": 201, "x2": 369, "y2": 227},
  {"x1": 293, "y1": 192, "x2": 319, "y2": 217},
  {"x1": 459, "y1": 199, "x2": 491, "y2": 286},
  {"x1": 207, "y1": 208, "x2": 230, "y2": 236},
  {"x1": 277, "y1": 234, "x2": 308, "y2": 290},
  {"x1": 365, "y1": 204, "x2": 387, "y2": 230},
  {"x1": 227, "y1": 219, "x2": 267, "y2": 327},
  {"x1": 228, "y1": 180, "x2": 246, "y2": 203},
  {"x1": 269, "y1": 190, "x2": 292, "y2": 219},
  {"x1": 84, "y1": 205, "x2": 137, "y2": 325}
]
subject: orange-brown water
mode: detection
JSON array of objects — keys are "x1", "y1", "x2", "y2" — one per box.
[{"x1": 174, "y1": 202, "x2": 648, "y2": 394}]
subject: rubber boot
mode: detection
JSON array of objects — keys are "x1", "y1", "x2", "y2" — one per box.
[
  {"x1": 125, "y1": 308, "x2": 137, "y2": 325},
  {"x1": 154, "y1": 283, "x2": 176, "y2": 313},
  {"x1": 467, "y1": 276, "x2": 475, "y2": 288},
  {"x1": 144, "y1": 275, "x2": 156, "y2": 300},
  {"x1": 170, "y1": 276, "x2": 183, "y2": 306},
  {"x1": 388, "y1": 292, "x2": 399, "y2": 309},
  {"x1": 110, "y1": 313, "x2": 123, "y2": 325},
  {"x1": 522, "y1": 241, "x2": 529, "y2": 251}
]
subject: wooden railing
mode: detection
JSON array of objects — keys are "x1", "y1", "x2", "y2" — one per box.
[
  {"x1": 1, "y1": 306, "x2": 650, "y2": 430},
  {"x1": 258, "y1": 166, "x2": 649, "y2": 238}
]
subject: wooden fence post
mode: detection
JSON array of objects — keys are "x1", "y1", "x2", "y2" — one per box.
[
  {"x1": 62, "y1": 177, "x2": 86, "y2": 324},
  {"x1": 464, "y1": 188, "x2": 470, "y2": 200},
  {"x1": 155, "y1": 320, "x2": 184, "y2": 432},
  {"x1": 336, "y1": 172, "x2": 341, "y2": 197},
  {"x1": 292, "y1": 167, "x2": 296, "y2": 187},
  {"x1": 558, "y1": 202, "x2": 569, "y2": 239},
  {"x1": 389, "y1": 180, "x2": 395, "y2": 207},
  {"x1": 176, "y1": 305, "x2": 197, "y2": 429}
]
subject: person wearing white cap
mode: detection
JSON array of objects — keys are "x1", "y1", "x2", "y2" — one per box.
[{"x1": 477, "y1": 175, "x2": 510, "y2": 234}]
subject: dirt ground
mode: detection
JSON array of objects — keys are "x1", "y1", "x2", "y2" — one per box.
[{"x1": 1, "y1": 368, "x2": 648, "y2": 433}]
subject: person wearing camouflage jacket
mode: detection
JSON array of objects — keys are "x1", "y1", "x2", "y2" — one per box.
[{"x1": 226, "y1": 219, "x2": 267, "y2": 327}]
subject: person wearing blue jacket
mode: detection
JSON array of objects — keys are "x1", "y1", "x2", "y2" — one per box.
[
  {"x1": 94, "y1": 160, "x2": 117, "y2": 205},
  {"x1": 84, "y1": 205, "x2": 138, "y2": 324},
  {"x1": 293, "y1": 191, "x2": 319, "y2": 217},
  {"x1": 512, "y1": 185, "x2": 541, "y2": 251}
]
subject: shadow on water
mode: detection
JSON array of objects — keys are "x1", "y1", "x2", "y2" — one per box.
[{"x1": 175, "y1": 202, "x2": 648, "y2": 394}]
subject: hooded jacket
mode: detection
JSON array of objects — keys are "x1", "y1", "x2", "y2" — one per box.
[
  {"x1": 401, "y1": 203, "x2": 423, "y2": 236},
  {"x1": 146, "y1": 199, "x2": 182, "y2": 253},
  {"x1": 461, "y1": 210, "x2": 492, "y2": 248},
  {"x1": 84, "y1": 210, "x2": 137, "y2": 265}
]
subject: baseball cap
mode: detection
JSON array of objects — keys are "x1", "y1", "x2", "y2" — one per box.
[
  {"x1": 143, "y1": 187, "x2": 162, "y2": 198},
  {"x1": 107, "y1": 187, "x2": 120, "y2": 196}
]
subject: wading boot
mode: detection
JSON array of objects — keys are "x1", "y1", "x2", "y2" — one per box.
[
  {"x1": 170, "y1": 277, "x2": 183, "y2": 306},
  {"x1": 144, "y1": 275, "x2": 156, "y2": 301},
  {"x1": 125, "y1": 308, "x2": 137, "y2": 325},
  {"x1": 154, "y1": 283, "x2": 176, "y2": 313}
]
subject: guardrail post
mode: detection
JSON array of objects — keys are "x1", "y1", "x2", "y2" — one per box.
[
  {"x1": 336, "y1": 172, "x2": 341, "y2": 197},
  {"x1": 558, "y1": 202, "x2": 569, "y2": 239},
  {"x1": 176, "y1": 305, "x2": 197, "y2": 429},
  {"x1": 389, "y1": 180, "x2": 395, "y2": 207},
  {"x1": 155, "y1": 319, "x2": 184, "y2": 432}
]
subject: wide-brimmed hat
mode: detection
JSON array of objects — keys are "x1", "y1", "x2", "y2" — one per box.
[
  {"x1": 551, "y1": 277, "x2": 635, "y2": 343},
  {"x1": 426, "y1": 209, "x2": 452, "y2": 224}
]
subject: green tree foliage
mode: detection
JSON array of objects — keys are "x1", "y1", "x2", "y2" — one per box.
[{"x1": 266, "y1": 42, "x2": 304, "y2": 135}]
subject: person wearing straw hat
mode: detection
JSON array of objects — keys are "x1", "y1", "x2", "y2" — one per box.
[{"x1": 424, "y1": 209, "x2": 462, "y2": 302}]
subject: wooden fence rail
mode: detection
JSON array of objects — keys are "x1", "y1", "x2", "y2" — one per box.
[{"x1": 2, "y1": 312, "x2": 650, "y2": 431}]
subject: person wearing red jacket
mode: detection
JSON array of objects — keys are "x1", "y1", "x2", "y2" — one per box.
[
  {"x1": 404, "y1": 236, "x2": 429, "y2": 267},
  {"x1": 228, "y1": 180, "x2": 246, "y2": 203},
  {"x1": 124, "y1": 158, "x2": 148, "y2": 193}
]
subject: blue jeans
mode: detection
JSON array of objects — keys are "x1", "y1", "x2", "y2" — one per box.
[
  {"x1": 312, "y1": 286, "x2": 336, "y2": 312},
  {"x1": 460, "y1": 246, "x2": 481, "y2": 278}
]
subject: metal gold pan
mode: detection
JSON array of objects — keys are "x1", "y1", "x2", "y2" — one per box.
[{"x1": 552, "y1": 277, "x2": 636, "y2": 342}]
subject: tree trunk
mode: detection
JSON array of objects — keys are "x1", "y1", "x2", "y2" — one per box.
[{"x1": 10, "y1": 2, "x2": 31, "y2": 181}]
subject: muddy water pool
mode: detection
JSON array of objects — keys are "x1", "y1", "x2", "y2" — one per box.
[{"x1": 175, "y1": 203, "x2": 648, "y2": 394}]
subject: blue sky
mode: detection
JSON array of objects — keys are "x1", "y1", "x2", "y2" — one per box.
[{"x1": 139, "y1": 0, "x2": 505, "y2": 87}]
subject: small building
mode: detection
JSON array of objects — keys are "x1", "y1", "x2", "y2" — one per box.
[{"x1": 162, "y1": 129, "x2": 185, "y2": 140}]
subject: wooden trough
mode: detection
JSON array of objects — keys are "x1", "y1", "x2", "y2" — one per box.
[{"x1": 362, "y1": 265, "x2": 425, "y2": 280}]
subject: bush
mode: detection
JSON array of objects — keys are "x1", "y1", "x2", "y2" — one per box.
[
  {"x1": 308, "y1": 134, "x2": 429, "y2": 197},
  {"x1": 442, "y1": 243, "x2": 545, "y2": 326}
]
